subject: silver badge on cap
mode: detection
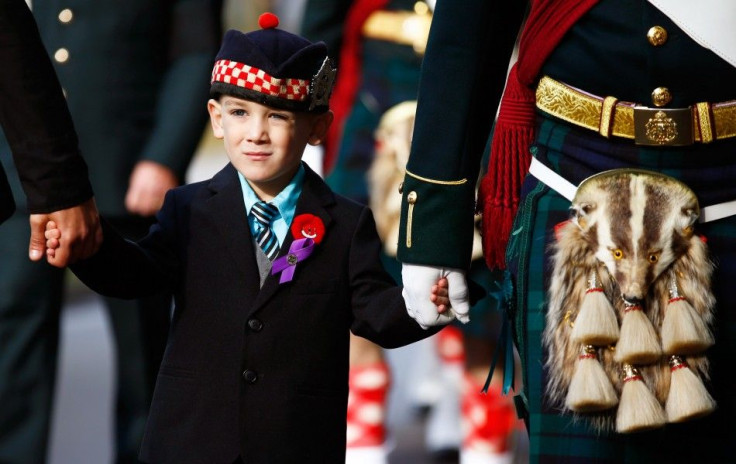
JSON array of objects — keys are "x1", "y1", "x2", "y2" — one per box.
[{"x1": 309, "y1": 57, "x2": 336, "y2": 111}]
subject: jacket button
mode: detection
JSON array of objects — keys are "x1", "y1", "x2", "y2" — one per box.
[
  {"x1": 58, "y1": 8, "x2": 74, "y2": 23},
  {"x1": 243, "y1": 369, "x2": 258, "y2": 384},
  {"x1": 54, "y1": 48, "x2": 70, "y2": 64},
  {"x1": 651, "y1": 87, "x2": 672, "y2": 107},
  {"x1": 646, "y1": 26, "x2": 667, "y2": 46},
  {"x1": 247, "y1": 318, "x2": 263, "y2": 332}
]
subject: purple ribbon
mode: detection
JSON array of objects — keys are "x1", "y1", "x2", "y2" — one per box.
[{"x1": 271, "y1": 238, "x2": 315, "y2": 283}]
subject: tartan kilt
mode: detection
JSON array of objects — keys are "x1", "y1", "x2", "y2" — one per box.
[{"x1": 506, "y1": 113, "x2": 736, "y2": 463}]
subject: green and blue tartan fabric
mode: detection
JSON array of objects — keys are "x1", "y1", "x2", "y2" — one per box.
[
  {"x1": 326, "y1": 40, "x2": 423, "y2": 205},
  {"x1": 505, "y1": 113, "x2": 736, "y2": 463}
]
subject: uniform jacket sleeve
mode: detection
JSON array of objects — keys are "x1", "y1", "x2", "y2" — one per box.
[
  {"x1": 396, "y1": 0, "x2": 527, "y2": 269},
  {"x1": 138, "y1": 0, "x2": 223, "y2": 181},
  {"x1": 349, "y1": 205, "x2": 442, "y2": 347},
  {"x1": 0, "y1": 0, "x2": 92, "y2": 219}
]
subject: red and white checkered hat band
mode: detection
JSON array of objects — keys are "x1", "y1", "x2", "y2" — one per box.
[{"x1": 211, "y1": 59, "x2": 310, "y2": 102}]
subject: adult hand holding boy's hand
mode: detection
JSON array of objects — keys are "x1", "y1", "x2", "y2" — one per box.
[
  {"x1": 401, "y1": 263, "x2": 470, "y2": 329},
  {"x1": 28, "y1": 197, "x2": 102, "y2": 267}
]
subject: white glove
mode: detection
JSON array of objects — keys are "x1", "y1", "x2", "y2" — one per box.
[{"x1": 401, "y1": 263, "x2": 470, "y2": 329}]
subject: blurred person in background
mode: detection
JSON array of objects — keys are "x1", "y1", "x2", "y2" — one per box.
[
  {"x1": 0, "y1": 0, "x2": 222, "y2": 462},
  {"x1": 301, "y1": 2, "x2": 519, "y2": 462},
  {"x1": 0, "y1": 3, "x2": 101, "y2": 462}
]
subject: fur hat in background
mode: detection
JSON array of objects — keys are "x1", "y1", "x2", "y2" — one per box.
[{"x1": 210, "y1": 13, "x2": 336, "y2": 114}]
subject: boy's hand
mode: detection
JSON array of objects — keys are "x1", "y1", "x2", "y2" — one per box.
[
  {"x1": 431, "y1": 277, "x2": 450, "y2": 313},
  {"x1": 29, "y1": 197, "x2": 102, "y2": 267},
  {"x1": 401, "y1": 263, "x2": 470, "y2": 329},
  {"x1": 44, "y1": 220, "x2": 62, "y2": 260}
]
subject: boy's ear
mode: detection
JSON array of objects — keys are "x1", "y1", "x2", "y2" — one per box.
[
  {"x1": 207, "y1": 99, "x2": 224, "y2": 139},
  {"x1": 308, "y1": 110, "x2": 334, "y2": 146}
]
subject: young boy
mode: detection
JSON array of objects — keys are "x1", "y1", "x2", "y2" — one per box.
[{"x1": 46, "y1": 14, "x2": 451, "y2": 464}]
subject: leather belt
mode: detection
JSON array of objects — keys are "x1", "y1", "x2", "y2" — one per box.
[
  {"x1": 361, "y1": 9, "x2": 431, "y2": 55},
  {"x1": 536, "y1": 76, "x2": 736, "y2": 146}
]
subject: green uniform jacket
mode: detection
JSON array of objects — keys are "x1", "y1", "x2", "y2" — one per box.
[
  {"x1": 396, "y1": 0, "x2": 526, "y2": 270},
  {"x1": 31, "y1": 0, "x2": 222, "y2": 216}
]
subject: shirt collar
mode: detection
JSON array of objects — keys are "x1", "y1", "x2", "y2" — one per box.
[{"x1": 239, "y1": 163, "x2": 304, "y2": 227}]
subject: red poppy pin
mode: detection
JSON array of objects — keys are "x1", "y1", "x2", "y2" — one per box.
[
  {"x1": 290, "y1": 214, "x2": 325, "y2": 244},
  {"x1": 272, "y1": 214, "x2": 325, "y2": 284}
]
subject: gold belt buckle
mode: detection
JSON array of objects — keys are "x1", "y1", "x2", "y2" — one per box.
[{"x1": 633, "y1": 107, "x2": 694, "y2": 146}]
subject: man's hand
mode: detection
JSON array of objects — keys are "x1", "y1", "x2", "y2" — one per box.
[
  {"x1": 124, "y1": 160, "x2": 178, "y2": 216},
  {"x1": 401, "y1": 263, "x2": 471, "y2": 329},
  {"x1": 29, "y1": 197, "x2": 102, "y2": 267}
]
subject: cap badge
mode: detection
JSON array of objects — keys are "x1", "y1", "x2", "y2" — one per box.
[{"x1": 309, "y1": 57, "x2": 336, "y2": 111}]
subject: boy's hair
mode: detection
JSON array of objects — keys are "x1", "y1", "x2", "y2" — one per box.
[{"x1": 210, "y1": 13, "x2": 336, "y2": 114}]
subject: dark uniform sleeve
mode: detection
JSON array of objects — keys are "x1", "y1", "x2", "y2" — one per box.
[
  {"x1": 0, "y1": 0, "x2": 93, "y2": 220},
  {"x1": 137, "y1": 0, "x2": 223, "y2": 181},
  {"x1": 396, "y1": 0, "x2": 527, "y2": 270},
  {"x1": 349, "y1": 206, "x2": 443, "y2": 345}
]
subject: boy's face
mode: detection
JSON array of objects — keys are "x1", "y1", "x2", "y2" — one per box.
[{"x1": 207, "y1": 96, "x2": 332, "y2": 200}]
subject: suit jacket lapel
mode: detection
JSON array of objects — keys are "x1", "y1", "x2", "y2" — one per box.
[
  {"x1": 206, "y1": 164, "x2": 261, "y2": 307},
  {"x1": 247, "y1": 164, "x2": 335, "y2": 317}
]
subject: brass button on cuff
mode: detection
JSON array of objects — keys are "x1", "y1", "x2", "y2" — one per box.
[
  {"x1": 535, "y1": 76, "x2": 736, "y2": 146},
  {"x1": 647, "y1": 26, "x2": 668, "y2": 46},
  {"x1": 651, "y1": 87, "x2": 672, "y2": 107}
]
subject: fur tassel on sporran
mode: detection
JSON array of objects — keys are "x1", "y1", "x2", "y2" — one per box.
[
  {"x1": 661, "y1": 273, "x2": 714, "y2": 355},
  {"x1": 543, "y1": 170, "x2": 717, "y2": 433},
  {"x1": 616, "y1": 364, "x2": 666, "y2": 433},
  {"x1": 571, "y1": 270, "x2": 619, "y2": 346},
  {"x1": 613, "y1": 302, "x2": 662, "y2": 365},
  {"x1": 565, "y1": 345, "x2": 618, "y2": 412},
  {"x1": 665, "y1": 356, "x2": 715, "y2": 423}
]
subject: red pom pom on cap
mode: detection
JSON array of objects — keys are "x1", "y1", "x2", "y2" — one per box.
[{"x1": 259, "y1": 12, "x2": 279, "y2": 29}]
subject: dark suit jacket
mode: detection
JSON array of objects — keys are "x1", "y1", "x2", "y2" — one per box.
[
  {"x1": 72, "y1": 163, "x2": 438, "y2": 463},
  {"x1": 0, "y1": 0, "x2": 92, "y2": 222}
]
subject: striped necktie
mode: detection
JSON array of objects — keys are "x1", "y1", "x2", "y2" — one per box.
[{"x1": 250, "y1": 201, "x2": 280, "y2": 260}]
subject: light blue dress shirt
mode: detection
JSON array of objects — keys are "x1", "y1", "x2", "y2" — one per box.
[{"x1": 239, "y1": 163, "x2": 304, "y2": 246}]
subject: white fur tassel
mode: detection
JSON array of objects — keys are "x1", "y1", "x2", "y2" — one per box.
[
  {"x1": 665, "y1": 356, "x2": 716, "y2": 423},
  {"x1": 571, "y1": 271, "x2": 620, "y2": 346},
  {"x1": 565, "y1": 345, "x2": 618, "y2": 412},
  {"x1": 661, "y1": 275, "x2": 714, "y2": 355},
  {"x1": 614, "y1": 303, "x2": 662, "y2": 365},
  {"x1": 616, "y1": 364, "x2": 666, "y2": 433}
]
